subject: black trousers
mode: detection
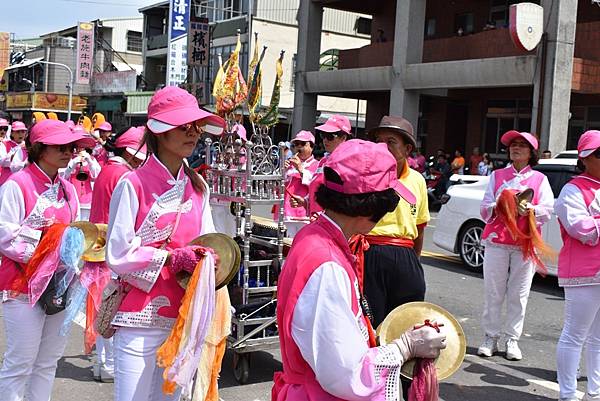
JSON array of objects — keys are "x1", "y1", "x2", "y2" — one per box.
[{"x1": 363, "y1": 244, "x2": 426, "y2": 329}]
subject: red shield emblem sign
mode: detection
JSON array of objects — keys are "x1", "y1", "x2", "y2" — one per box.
[{"x1": 509, "y1": 3, "x2": 544, "y2": 51}]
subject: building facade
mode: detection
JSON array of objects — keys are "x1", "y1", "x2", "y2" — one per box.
[{"x1": 293, "y1": 0, "x2": 600, "y2": 159}]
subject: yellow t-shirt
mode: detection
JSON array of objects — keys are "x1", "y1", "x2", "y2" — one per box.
[{"x1": 369, "y1": 168, "x2": 430, "y2": 239}]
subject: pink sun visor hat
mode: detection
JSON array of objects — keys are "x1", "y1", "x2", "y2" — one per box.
[
  {"x1": 97, "y1": 121, "x2": 112, "y2": 132},
  {"x1": 116, "y1": 126, "x2": 147, "y2": 159},
  {"x1": 501, "y1": 130, "x2": 539, "y2": 150},
  {"x1": 30, "y1": 119, "x2": 96, "y2": 148},
  {"x1": 146, "y1": 86, "x2": 225, "y2": 136},
  {"x1": 578, "y1": 130, "x2": 600, "y2": 158},
  {"x1": 323, "y1": 139, "x2": 416, "y2": 204},
  {"x1": 0, "y1": 118, "x2": 9, "y2": 127},
  {"x1": 291, "y1": 130, "x2": 315, "y2": 144},
  {"x1": 315, "y1": 114, "x2": 352, "y2": 135}
]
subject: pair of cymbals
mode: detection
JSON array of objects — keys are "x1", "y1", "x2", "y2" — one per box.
[
  {"x1": 177, "y1": 233, "x2": 241, "y2": 290},
  {"x1": 377, "y1": 302, "x2": 466, "y2": 381},
  {"x1": 70, "y1": 221, "x2": 100, "y2": 256}
]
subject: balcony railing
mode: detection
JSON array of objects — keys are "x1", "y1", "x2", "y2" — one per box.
[{"x1": 147, "y1": 33, "x2": 168, "y2": 51}]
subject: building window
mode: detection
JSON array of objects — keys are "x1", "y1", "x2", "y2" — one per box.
[
  {"x1": 198, "y1": 0, "x2": 215, "y2": 20},
  {"x1": 425, "y1": 18, "x2": 436, "y2": 37},
  {"x1": 354, "y1": 17, "x2": 372, "y2": 35},
  {"x1": 455, "y1": 13, "x2": 474, "y2": 35},
  {"x1": 223, "y1": 0, "x2": 241, "y2": 20},
  {"x1": 127, "y1": 31, "x2": 142, "y2": 52}
]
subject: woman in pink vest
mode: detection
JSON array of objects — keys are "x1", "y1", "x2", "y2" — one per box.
[
  {"x1": 555, "y1": 130, "x2": 600, "y2": 401},
  {"x1": 274, "y1": 130, "x2": 319, "y2": 236},
  {"x1": 0, "y1": 119, "x2": 94, "y2": 401},
  {"x1": 92, "y1": 121, "x2": 113, "y2": 167},
  {"x1": 0, "y1": 121, "x2": 28, "y2": 186},
  {"x1": 86, "y1": 126, "x2": 146, "y2": 383},
  {"x1": 273, "y1": 139, "x2": 446, "y2": 401},
  {"x1": 477, "y1": 130, "x2": 554, "y2": 361},
  {"x1": 106, "y1": 86, "x2": 225, "y2": 401},
  {"x1": 290, "y1": 115, "x2": 352, "y2": 216}
]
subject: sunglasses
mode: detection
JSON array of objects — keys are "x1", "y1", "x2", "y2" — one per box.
[
  {"x1": 50, "y1": 144, "x2": 76, "y2": 153},
  {"x1": 180, "y1": 122, "x2": 203, "y2": 134},
  {"x1": 0, "y1": 126, "x2": 7, "y2": 131},
  {"x1": 320, "y1": 132, "x2": 338, "y2": 141}
]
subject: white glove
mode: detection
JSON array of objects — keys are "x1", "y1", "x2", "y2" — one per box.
[{"x1": 394, "y1": 325, "x2": 447, "y2": 361}]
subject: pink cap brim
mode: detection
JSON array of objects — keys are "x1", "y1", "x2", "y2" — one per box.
[
  {"x1": 501, "y1": 130, "x2": 539, "y2": 150},
  {"x1": 125, "y1": 146, "x2": 147, "y2": 160},
  {"x1": 391, "y1": 179, "x2": 416, "y2": 205},
  {"x1": 147, "y1": 106, "x2": 225, "y2": 135},
  {"x1": 39, "y1": 132, "x2": 96, "y2": 148},
  {"x1": 316, "y1": 122, "x2": 345, "y2": 133}
]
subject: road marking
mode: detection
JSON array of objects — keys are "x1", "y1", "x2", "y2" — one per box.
[
  {"x1": 528, "y1": 379, "x2": 583, "y2": 398},
  {"x1": 421, "y1": 251, "x2": 462, "y2": 264}
]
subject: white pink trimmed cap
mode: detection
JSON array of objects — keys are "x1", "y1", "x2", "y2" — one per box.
[
  {"x1": 323, "y1": 139, "x2": 416, "y2": 204},
  {"x1": 146, "y1": 86, "x2": 225, "y2": 136},
  {"x1": 578, "y1": 130, "x2": 600, "y2": 158},
  {"x1": 115, "y1": 126, "x2": 147, "y2": 159}
]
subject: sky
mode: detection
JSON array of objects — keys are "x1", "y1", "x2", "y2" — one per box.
[{"x1": 2, "y1": 0, "x2": 151, "y2": 39}]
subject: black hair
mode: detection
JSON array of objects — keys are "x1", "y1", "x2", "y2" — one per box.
[
  {"x1": 26, "y1": 135, "x2": 47, "y2": 164},
  {"x1": 141, "y1": 129, "x2": 206, "y2": 194},
  {"x1": 104, "y1": 126, "x2": 130, "y2": 155},
  {"x1": 315, "y1": 167, "x2": 400, "y2": 222}
]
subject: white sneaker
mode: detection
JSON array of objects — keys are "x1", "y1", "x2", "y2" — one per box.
[
  {"x1": 583, "y1": 393, "x2": 600, "y2": 401},
  {"x1": 477, "y1": 335, "x2": 498, "y2": 357},
  {"x1": 93, "y1": 364, "x2": 114, "y2": 383},
  {"x1": 505, "y1": 339, "x2": 522, "y2": 361}
]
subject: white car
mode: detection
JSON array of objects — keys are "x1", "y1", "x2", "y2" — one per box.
[{"x1": 432, "y1": 158, "x2": 581, "y2": 276}]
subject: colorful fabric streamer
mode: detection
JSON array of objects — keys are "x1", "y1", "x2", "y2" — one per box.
[
  {"x1": 257, "y1": 51, "x2": 284, "y2": 128},
  {"x1": 248, "y1": 34, "x2": 266, "y2": 123},
  {"x1": 55, "y1": 226, "x2": 86, "y2": 297},
  {"x1": 12, "y1": 223, "x2": 67, "y2": 296},
  {"x1": 408, "y1": 358, "x2": 439, "y2": 401},
  {"x1": 60, "y1": 278, "x2": 87, "y2": 336},
  {"x1": 81, "y1": 261, "x2": 114, "y2": 354},
  {"x1": 214, "y1": 34, "x2": 248, "y2": 116},
  {"x1": 496, "y1": 189, "x2": 556, "y2": 274},
  {"x1": 156, "y1": 251, "x2": 216, "y2": 396}
]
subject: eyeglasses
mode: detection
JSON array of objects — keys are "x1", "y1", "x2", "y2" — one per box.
[
  {"x1": 320, "y1": 132, "x2": 338, "y2": 141},
  {"x1": 293, "y1": 141, "x2": 308, "y2": 147}
]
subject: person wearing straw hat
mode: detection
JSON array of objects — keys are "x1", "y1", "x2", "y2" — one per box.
[
  {"x1": 360, "y1": 116, "x2": 430, "y2": 328},
  {"x1": 272, "y1": 139, "x2": 446, "y2": 401},
  {"x1": 477, "y1": 130, "x2": 554, "y2": 361},
  {"x1": 85, "y1": 126, "x2": 147, "y2": 383},
  {"x1": 106, "y1": 86, "x2": 225, "y2": 401},
  {"x1": 290, "y1": 114, "x2": 352, "y2": 216},
  {"x1": 555, "y1": 130, "x2": 600, "y2": 401},
  {"x1": 274, "y1": 130, "x2": 319, "y2": 235},
  {"x1": 0, "y1": 121, "x2": 29, "y2": 186},
  {"x1": 0, "y1": 119, "x2": 95, "y2": 401}
]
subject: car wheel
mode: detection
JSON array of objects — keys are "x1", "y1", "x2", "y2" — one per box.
[{"x1": 458, "y1": 221, "x2": 485, "y2": 271}]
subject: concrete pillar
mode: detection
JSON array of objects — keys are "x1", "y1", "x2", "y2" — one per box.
[
  {"x1": 531, "y1": 0, "x2": 577, "y2": 154},
  {"x1": 291, "y1": 0, "x2": 323, "y2": 137},
  {"x1": 389, "y1": 0, "x2": 426, "y2": 128}
]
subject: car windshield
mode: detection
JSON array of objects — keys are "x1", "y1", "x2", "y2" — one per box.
[{"x1": 534, "y1": 166, "x2": 580, "y2": 198}]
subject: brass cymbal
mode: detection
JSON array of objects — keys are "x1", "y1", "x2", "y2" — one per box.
[
  {"x1": 70, "y1": 221, "x2": 100, "y2": 254},
  {"x1": 377, "y1": 302, "x2": 466, "y2": 381},
  {"x1": 82, "y1": 224, "x2": 108, "y2": 262},
  {"x1": 177, "y1": 233, "x2": 241, "y2": 290},
  {"x1": 516, "y1": 188, "x2": 534, "y2": 205}
]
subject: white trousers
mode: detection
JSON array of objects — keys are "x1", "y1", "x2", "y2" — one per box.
[
  {"x1": 481, "y1": 245, "x2": 536, "y2": 340},
  {"x1": 96, "y1": 336, "x2": 115, "y2": 373},
  {"x1": 114, "y1": 327, "x2": 182, "y2": 401},
  {"x1": 0, "y1": 300, "x2": 70, "y2": 401},
  {"x1": 557, "y1": 285, "x2": 600, "y2": 399}
]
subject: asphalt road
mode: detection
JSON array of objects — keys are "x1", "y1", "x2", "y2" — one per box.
[{"x1": 0, "y1": 214, "x2": 584, "y2": 400}]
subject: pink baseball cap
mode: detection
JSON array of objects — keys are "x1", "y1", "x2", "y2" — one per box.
[
  {"x1": 146, "y1": 86, "x2": 225, "y2": 136},
  {"x1": 0, "y1": 118, "x2": 9, "y2": 127},
  {"x1": 291, "y1": 130, "x2": 315, "y2": 144},
  {"x1": 30, "y1": 119, "x2": 96, "y2": 148},
  {"x1": 578, "y1": 130, "x2": 600, "y2": 158},
  {"x1": 97, "y1": 121, "x2": 112, "y2": 132},
  {"x1": 316, "y1": 114, "x2": 352, "y2": 135},
  {"x1": 323, "y1": 139, "x2": 416, "y2": 204},
  {"x1": 116, "y1": 126, "x2": 147, "y2": 159},
  {"x1": 11, "y1": 121, "x2": 27, "y2": 132},
  {"x1": 232, "y1": 123, "x2": 247, "y2": 141},
  {"x1": 501, "y1": 130, "x2": 539, "y2": 150}
]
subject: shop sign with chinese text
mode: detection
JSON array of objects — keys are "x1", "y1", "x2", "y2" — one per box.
[
  {"x1": 167, "y1": 0, "x2": 190, "y2": 86},
  {"x1": 76, "y1": 22, "x2": 95, "y2": 84}
]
